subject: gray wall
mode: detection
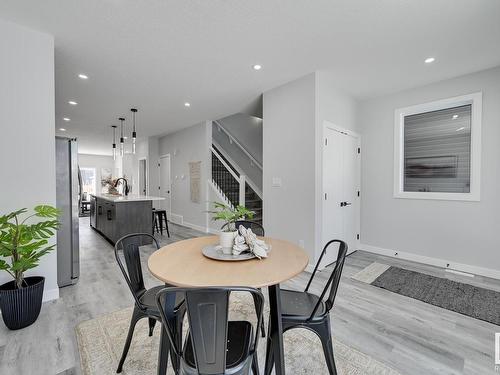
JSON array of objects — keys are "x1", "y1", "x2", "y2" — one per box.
[
  {"x1": 216, "y1": 113, "x2": 263, "y2": 165},
  {"x1": 359, "y1": 66, "x2": 500, "y2": 273},
  {"x1": 264, "y1": 72, "x2": 359, "y2": 264},
  {"x1": 0, "y1": 20, "x2": 57, "y2": 300},
  {"x1": 158, "y1": 122, "x2": 211, "y2": 230},
  {"x1": 263, "y1": 74, "x2": 317, "y2": 261}
]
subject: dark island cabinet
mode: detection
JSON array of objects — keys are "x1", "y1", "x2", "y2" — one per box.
[{"x1": 90, "y1": 196, "x2": 153, "y2": 244}]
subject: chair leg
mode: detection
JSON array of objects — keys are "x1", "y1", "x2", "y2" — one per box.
[
  {"x1": 158, "y1": 213, "x2": 164, "y2": 236},
  {"x1": 252, "y1": 290, "x2": 266, "y2": 337},
  {"x1": 148, "y1": 317, "x2": 157, "y2": 337},
  {"x1": 164, "y1": 213, "x2": 170, "y2": 238},
  {"x1": 313, "y1": 319, "x2": 337, "y2": 375},
  {"x1": 252, "y1": 351, "x2": 260, "y2": 375},
  {"x1": 170, "y1": 314, "x2": 184, "y2": 374},
  {"x1": 117, "y1": 306, "x2": 143, "y2": 373},
  {"x1": 264, "y1": 318, "x2": 274, "y2": 375}
]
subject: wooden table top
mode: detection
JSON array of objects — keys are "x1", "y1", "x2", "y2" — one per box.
[{"x1": 148, "y1": 236, "x2": 309, "y2": 288}]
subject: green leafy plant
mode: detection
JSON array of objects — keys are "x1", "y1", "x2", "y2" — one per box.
[
  {"x1": 209, "y1": 202, "x2": 254, "y2": 232},
  {"x1": 0, "y1": 205, "x2": 60, "y2": 289}
]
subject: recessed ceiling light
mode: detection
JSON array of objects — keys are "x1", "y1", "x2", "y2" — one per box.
[
  {"x1": 63, "y1": 117, "x2": 71, "y2": 122},
  {"x1": 68, "y1": 100, "x2": 78, "y2": 105},
  {"x1": 184, "y1": 102, "x2": 191, "y2": 107},
  {"x1": 424, "y1": 57, "x2": 435, "y2": 64},
  {"x1": 78, "y1": 74, "x2": 88, "y2": 79},
  {"x1": 253, "y1": 64, "x2": 262, "y2": 70},
  {"x1": 59, "y1": 128, "x2": 66, "y2": 131},
  {"x1": 452, "y1": 114, "x2": 459, "y2": 119}
]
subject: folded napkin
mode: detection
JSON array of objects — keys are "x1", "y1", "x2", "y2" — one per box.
[{"x1": 233, "y1": 225, "x2": 269, "y2": 259}]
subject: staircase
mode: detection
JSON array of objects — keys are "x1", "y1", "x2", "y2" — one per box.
[{"x1": 211, "y1": 145, "x2": 263, "y2": 224}]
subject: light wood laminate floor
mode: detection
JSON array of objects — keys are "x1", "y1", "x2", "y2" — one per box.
[{"x1": 0, "y1": 217, "x2": 498, "y2": 374}]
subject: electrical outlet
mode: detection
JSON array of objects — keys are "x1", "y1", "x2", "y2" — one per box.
[{"x1": 299, "y1": 240, "x2": 305, "y2": 248}]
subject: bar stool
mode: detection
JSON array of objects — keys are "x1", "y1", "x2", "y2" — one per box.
[{"x1": 153, "y1": 209, "x2": 170, "y2": 237}]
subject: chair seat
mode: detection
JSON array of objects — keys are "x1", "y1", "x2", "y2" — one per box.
[
  {"x1": 279, "y1": 289, "x2": 326, "y2": 320},
  {"x1": 184, "y1": 321, "x2": 253, "y2": 370},
  {"x1": 138, "y1": 285, "x2": 184, "y2": 313}
]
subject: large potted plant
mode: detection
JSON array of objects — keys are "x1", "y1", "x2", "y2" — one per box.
[
  {"x1": 209, "y1": 202, "x2": 254, "y2": 254},
  {"x1": 0, "y1": 205, "x2": 59, "y2": 330}
]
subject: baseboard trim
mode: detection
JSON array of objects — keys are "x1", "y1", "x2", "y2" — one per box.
[
  {"x1": 169, "y1": 213, "x2": 184, "y2": 225},
  {"x1": 359, "y1": 243, "x2": 500, "y2": 280},
  {"x1": 181, "y1": 220, "x2": 211, "y2": 234},
  {"x1": 42, "y1": 288, "x2": 59, "y2": 302}
]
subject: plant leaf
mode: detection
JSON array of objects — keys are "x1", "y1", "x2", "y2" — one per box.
[{"x1": 34, "y1": 205, "x2": 60, "y2": 218}]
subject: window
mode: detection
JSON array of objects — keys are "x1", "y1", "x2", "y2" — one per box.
[
  {"x1": 80, "y1": 167, "x2": 96, "y2": 196},
  {"x1": 394, "y1": 93, "x2": 482, "y2": 201}
]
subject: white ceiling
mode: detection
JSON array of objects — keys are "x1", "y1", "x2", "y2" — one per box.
[{"x1": 1, "y1": 0, "x2": 499, "y2": 155}]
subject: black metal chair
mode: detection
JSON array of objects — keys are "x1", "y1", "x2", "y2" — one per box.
[
  {"x1": 114, "y1": 233, "x2": 184, "y2": 373},
  {"x1": 156, "y1": 287, "x2": 264, "y2": 375},
  {"x1": 264, "y1": 239, "x2": 348, "y2": 375},
  {"x1": 221, "y1": 220, "x2": 266, "y2": 338}
]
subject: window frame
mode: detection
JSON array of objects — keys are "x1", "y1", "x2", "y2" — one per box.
[{"x1": 393, "y1": 92, "x2": 482, "y2": 201}]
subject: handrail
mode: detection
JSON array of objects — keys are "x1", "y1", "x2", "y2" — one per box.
[
  {"x1": 211, "y1": 146, "x2": 240, "y2": 181},
  {"x1": 213, "y1": 120, "x2": 263, "y2": 170}
]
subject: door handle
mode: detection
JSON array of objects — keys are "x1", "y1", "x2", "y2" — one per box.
[{"x1": 340, "y1": 201, "x2": 352, "y2": 207}]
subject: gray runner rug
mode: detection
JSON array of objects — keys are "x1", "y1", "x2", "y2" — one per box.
[{"x1": 353, "y1": 263, "x2": 500, "y2": 326}]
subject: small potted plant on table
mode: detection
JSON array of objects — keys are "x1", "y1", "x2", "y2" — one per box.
[
  {"x1": 209, "y1": 202, "x2": 254, "y2": 254},
  {"x1": 0, "y1": 205, "x2": 59, "y2": 330}
]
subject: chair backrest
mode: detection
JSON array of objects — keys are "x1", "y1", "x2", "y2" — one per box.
[
  {"x1": 156, "y1": 286, "x2": 264, "y2": 375},
  {"x1": 114, "y1": 233, "x2": 160, "y2": 307},
  {"x1": 305, "y1": 239, "x2": 348, "y2": 319},
  {"x1": 221, "y1": 220, "x2": 265, "y2": 236}
]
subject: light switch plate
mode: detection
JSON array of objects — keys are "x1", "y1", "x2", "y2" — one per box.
[{"x1": 272, "y1": 177, "x2": 282, "y2": 187}]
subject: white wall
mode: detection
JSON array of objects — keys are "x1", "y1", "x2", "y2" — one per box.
[
  {"x1": 359, "y1": 66, "x2": 500, "y2": 276},
  {"x1": 263, "y1": 72, "x2": 359, "y2": 264},
  {"x1": 78, "y1": 153, "x2": 115, "y2": 193},
  {"x1": 314, "y1": 71, "x2": 359, "y2": 260},
  {"x1": 158, "y1": 122, "x2": 211, "y2": 231},
  {"x1": 263, "y1": 74, "x2": 317, "y2": 261},
  {"x1": 0, "y1": 20, "x2": 57, "y2": 300}
]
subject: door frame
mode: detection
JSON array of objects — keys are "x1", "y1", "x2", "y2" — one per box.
[
  {"x1": 138, "y1": 157, "x2": 148, "y2": 196},
  {"x1": 158, "y1": 154, "x2": 172, "y2": 215},
  {"x1": 322, "y1": 121, "x2": 361, "y2": 258}
]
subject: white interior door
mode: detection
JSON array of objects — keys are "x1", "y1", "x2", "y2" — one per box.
[
  {"x1": 322, "y1": 125, "x2": 360, "y2": 267},
  {"x1": 159, "y1": 155, "x2": 171, "y2": 214}
]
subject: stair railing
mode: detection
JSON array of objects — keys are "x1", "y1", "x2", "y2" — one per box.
[
  {"x1": 211, "y1": 146, "x2": 246, "y2": 207},
  {"x1": 213, "y1": 120, "x2": 263, "y2": 170}
]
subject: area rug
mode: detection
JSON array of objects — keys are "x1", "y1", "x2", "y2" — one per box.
[
  {"x1": 353, "y1": 263, "x2": 500, "y2": 326},
  {"x1": 76, "y1": 292, "x2": 400, "y2": 375}
]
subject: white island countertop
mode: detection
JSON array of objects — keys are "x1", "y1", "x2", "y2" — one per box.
[{"x1": 91, "y1": 194, "x2": 165, "y2": 203}]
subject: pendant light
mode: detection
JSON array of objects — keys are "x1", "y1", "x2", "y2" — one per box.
[
  {"x1": 130, "y1": 108, "x2": 137, "y2": 154},
  {"x1": 111, "y1": 125, "x2": 117, "y2": 160},
  {"x1": 119, "y1": 117, "x2": 125, "y2": 157}
]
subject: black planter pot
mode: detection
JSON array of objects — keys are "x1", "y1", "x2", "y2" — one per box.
[{"x1": 0, "y1": 276, "x2": 45, "y2": 330}]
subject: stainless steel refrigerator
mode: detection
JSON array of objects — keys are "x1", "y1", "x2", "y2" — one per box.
[{"x1": 56, "y1": 136, "x2": 80, "y2": 287}]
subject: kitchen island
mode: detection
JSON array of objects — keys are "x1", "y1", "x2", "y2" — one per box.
[{"x1": 90, "y1": 194, "x2": 164, "y2": 244}]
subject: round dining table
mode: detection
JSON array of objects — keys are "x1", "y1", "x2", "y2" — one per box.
[{"x1": 148, "y1": 235, "x2": 309, "y2": 375}]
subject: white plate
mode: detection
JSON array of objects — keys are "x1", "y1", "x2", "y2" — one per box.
[{"x1": 202, "y1": 244, "x2": 256, "y2": 261}]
